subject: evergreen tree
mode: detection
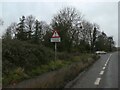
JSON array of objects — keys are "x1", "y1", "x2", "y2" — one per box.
[
  {"x1": 25, "y1": 15, "x2": 35, "y2": 40},
  {"x1": 16, "y1": 16, "x2": 27, "y2": 40},
  {"x1": 33, "y1": 20, "x2": 42, "y2": 43},
  {"x1": 91, "y1": 27, "x2": 96, "y2": 52}
]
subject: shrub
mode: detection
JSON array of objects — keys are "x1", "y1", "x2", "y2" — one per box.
[
  {"x1": 57, "y1": 52, "x2": 72, "y2": 60},
  {"x1": 2, "y1": 39, "x2": 54, "y2": 86}
]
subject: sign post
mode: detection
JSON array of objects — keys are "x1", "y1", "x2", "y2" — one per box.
[
  {"x1": 55, "y1": 42, "x2": 57, "y2": 61},
  {"x1": 51, "y1": 30, "x2": 61, "y2": 61}
]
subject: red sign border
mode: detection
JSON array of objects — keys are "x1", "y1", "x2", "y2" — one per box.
[{"x1": 52, "y1": 30, "x2": 60, "y2": 38}]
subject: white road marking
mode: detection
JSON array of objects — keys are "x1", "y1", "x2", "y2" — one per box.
[
  {"x1": 99, "y1": 70, "x2": 104, "y2": 75},
  {"x1": 105, "y1": 62, "x2": 108, "y2": 66},
  {"x1": 106, "y1": 59, "x2": 109, "y2": 63},
  {"x1": 110, "y1": 54, "x2": 112, "y2": 56},
  {"x1": 103, "y1": 67, "x2": 106, "y2": 70},
  {"x1": 104, "y1": 54, "x2": 112, "y2": 67},
  {"x1": 106, "y1": 60, "x2": 109, "y2": 64},
  {"x1": 108, "y1": 54, "x2": 112, "y2": 61},
  {"x1": 94, "y1": 78, "x2": 101, "y2": 85},
  {"x1": 104, "y1": 64, "x2": 107, "y2": 66},
  {"x1": 94, "y1": 54, "x2": 113, "y2": 86}
]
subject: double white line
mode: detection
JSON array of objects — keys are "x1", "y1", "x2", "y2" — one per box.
[{"x1": 94, "y1": 54, "x2": 112, "y2": 86}]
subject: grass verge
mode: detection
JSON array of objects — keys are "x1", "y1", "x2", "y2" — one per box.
[{"x1": 4, "y1": 53, "x2": 100, "y2": 88}]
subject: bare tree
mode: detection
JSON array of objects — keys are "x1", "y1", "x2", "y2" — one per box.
[
  {"x1": 39, "y1": 21, "x2": 51, "y2": 40},
  {"x1": 9, "y1": 22, "x2": 17, "y2": 38},
  {"x1": 51, "y1": 7, "x2": 84, "y2": 51},
  {"x1": 2, "y1": 27, "x2": 12, "y2": 40}
]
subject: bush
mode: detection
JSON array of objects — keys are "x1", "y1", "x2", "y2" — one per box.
[
  {"x1": 2, "y1": 39, "x2": 54, "y2": 86},
  {"x1": 57, "y1": 52, "x2": 72, "y2": 60},
  {"x1": 2, "y1": 39, "x2": 99, "y2": 87}
]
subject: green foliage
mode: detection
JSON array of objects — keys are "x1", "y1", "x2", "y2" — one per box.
[
  {"x1": 14, "y1": 54, "x2": 99, "y2": 88},
  {"x1": 95, "y1": 32, "x2": 116, "y2": 52},
  {"x1": 57, "y1": 52, "x2": 72, "y2": 60},
  {"x1": 2, "y1": 39, "x2": 54, "y2": 86},
  {"x1": 2, "y1": 40, "x2": 98, "y2": 87},
  {"x1": 3, "y1": 39, "x2": 54, "y2": 67},
  {"x1": 33, "y1": 20, "x2": 42, "y2": 44},
  {"x1": 51, "y1": 7, "x2": 82, "y2": 52},
  {"x1": 2, "y1": 8, "x2": 116, "y2": 53},
  {"x1": 16, "y1": 16, "x2": 27, "y2": 40},
  {"x1": 3, "y1": 67, "x2": 29, "y2": 86},
  {"x1": 2, "y1": 7, "x2": 116, "y2": 87},
  {"x1": 43, "y1": 31, "x2": 54, "y2": 49},
  {"x1": 29, "y1": 60, "x2": 69, "y2": 77}
]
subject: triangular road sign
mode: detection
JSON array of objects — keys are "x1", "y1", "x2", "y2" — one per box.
[{"x1": 52, "y1": 30, "x2": 60, "y2": 38}]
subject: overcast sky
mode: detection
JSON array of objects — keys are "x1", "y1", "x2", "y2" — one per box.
[{"x1": 0, "y1": 1, "x2": 118, "y2": 46}]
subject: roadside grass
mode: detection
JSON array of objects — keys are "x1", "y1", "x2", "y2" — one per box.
[
  {"x1": 29, "y1": 53, "x2": 93, "y2": 77},
  {"x1": 3, "y1": 53, "x2": 99, "y2": 87}
]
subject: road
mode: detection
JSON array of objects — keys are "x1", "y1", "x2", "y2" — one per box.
[{"x1": 65, "y1": 52, "x2": 118, "y2": 88}]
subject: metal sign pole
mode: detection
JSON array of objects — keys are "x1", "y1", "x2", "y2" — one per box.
[
  {"x1": 53, "y1": 42, "x2": 57, "y2": 70},
  {"x1": 51, "y1": 30, "x2": 60, "y2": 70},
  {"x1": 55, "y1": 42, "x2": 57, "y2": 61}
]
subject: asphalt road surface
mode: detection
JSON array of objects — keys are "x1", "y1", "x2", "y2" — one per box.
[{"x1": 65, "y1": 52, "x2": 118, "y2": 88}]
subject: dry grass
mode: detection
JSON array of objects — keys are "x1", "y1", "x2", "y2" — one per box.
[
  {"x1": 8, "y1": 57, "x2": 98, "y2": 88},
  {"x1": 5, "y1": 53, "x2": 100, "y2": 88}
]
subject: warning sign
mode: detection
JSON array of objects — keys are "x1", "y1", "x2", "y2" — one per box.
[
  {"x1": 52, "y1": 31, "x2": 60, "y2": 38},
  {"x1": 51, "y1": 30, "x2": 61, "y2": 42}
]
